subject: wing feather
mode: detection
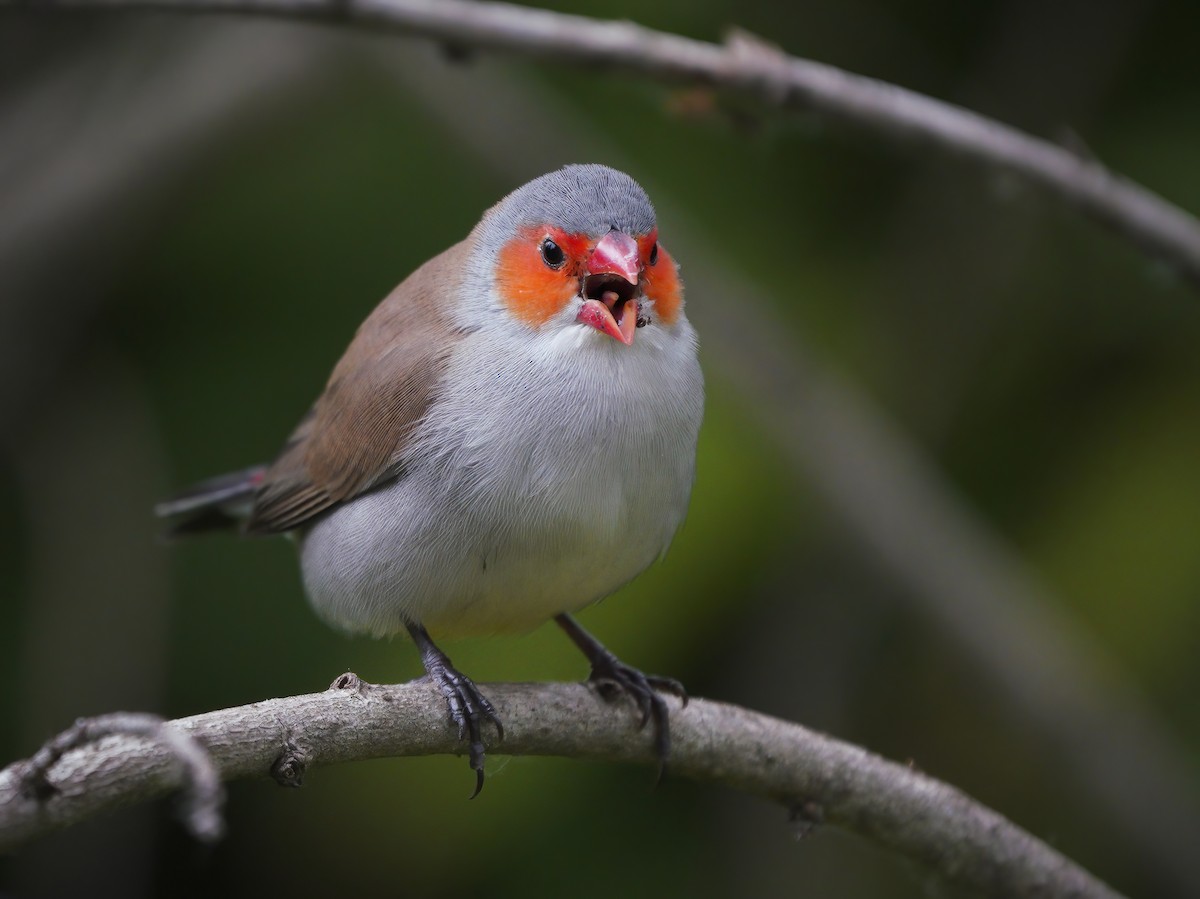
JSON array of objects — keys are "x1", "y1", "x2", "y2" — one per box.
[{"x1": 246, "y1": 242, "x2": 467, "y2": 534}]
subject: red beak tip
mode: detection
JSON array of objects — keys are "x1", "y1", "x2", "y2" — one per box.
[{"x1": 577, "y1": 299, "x2": 635, "y2": 345}]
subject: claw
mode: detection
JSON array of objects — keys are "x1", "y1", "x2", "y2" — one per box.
[
  {"x1": 555, "y1": 614, "x2": 685, "y2": 779},
  {"x1": 407, "y1": 622, "x2": 503, "y2": 796},
  {"x1": 587, "y1": 656, "x2": 674, "y2": 778}
]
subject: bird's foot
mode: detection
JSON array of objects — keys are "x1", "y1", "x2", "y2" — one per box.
[
  {"x1": 555, "y1": 614, "x2": 685, "y2": 778},
  {"x1": 407, "y1": 623, "x2": 503, "y2": 798},
  {"x1": 588, "y1": 650, "x2": 686, "y2": 772},
  {"x1": 422, "y1": 661, "x2": 504, "y2": 798}
]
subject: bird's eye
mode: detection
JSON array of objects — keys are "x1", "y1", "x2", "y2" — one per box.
[
  {"x1": 648, "y1": 242, "x2": 659, "y2": 266},
  {"x1": 540, "y1": 238, "x2": 566, "y2": 269}
]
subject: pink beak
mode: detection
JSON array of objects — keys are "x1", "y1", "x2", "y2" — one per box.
[{"x1": 576, "y1": 230, "x2": 641, "y2": 346}]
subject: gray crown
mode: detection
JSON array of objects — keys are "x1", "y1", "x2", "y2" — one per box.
[{"x1": 485, "y1": 164, "x2": 657, "y2": 238}]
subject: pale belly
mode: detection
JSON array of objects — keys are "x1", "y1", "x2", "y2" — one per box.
[
  {"x1": 296, "y1": 318, "x2": 704, "y2": 640},
  {"x1": 297, "y1": 453, "x2": 686, "y2": 638}
]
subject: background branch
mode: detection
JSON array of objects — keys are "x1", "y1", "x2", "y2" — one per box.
[
  {"x1": 21, "y1": 0, "x2": 1200, "y2": 287},
  {"x1": 0, "y1": 681, "x2": 1122, "y2": 899}
]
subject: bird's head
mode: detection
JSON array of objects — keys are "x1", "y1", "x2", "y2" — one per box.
[{"x1": 468, "y1": 164, "x2": 683, "y2": 347}]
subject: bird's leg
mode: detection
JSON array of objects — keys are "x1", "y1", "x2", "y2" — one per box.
[
  {"x1": 554, "y1": 613, "x2": 686, "y2": 775},
  {"x1": 406, "y1": 622, "x2": 503, "y2": 798}
]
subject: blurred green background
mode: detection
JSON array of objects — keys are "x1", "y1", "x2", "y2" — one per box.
[{"x1": 2, "y1": 1, "x2": 1199, "y2": 896}]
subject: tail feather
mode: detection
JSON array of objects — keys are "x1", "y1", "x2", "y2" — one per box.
[{"x1": 156, "y1": 465, "x2": 266, "y2": 537}]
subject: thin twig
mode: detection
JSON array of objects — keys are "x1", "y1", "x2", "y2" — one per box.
[
  {"x1": 12, "y1": 0, "x2": 1200, "y2": 286},
  {"x1": 12, "y1": 711, "x2": 224, "y2": 843},
  {"x1": 0, "y1": 680, "x2": 1122, "y2": 899}
]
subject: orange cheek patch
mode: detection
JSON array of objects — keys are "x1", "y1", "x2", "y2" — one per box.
[
  {"x1": 643, "y1": 244, "x2": 682, "y2": 324},
  {"x1": 495, "y1": 235, "x2": 577, "y2": 327}
]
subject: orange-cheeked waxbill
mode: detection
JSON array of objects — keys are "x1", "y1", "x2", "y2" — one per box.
[{"x1": 159, "y1": 165, "x2": 705, "y2": 793}]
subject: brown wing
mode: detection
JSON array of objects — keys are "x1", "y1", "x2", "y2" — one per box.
[{"x1": 245, "y1": 241, "x2": 467, "y2": 534}]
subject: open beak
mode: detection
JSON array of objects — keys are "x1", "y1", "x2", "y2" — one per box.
[{"x1": 576, "y1": 230, "x2": 641, "y2": 346}]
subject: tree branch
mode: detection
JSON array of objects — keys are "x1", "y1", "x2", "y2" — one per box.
[
  {"x1": 14, "y1": 0, "x2": 1200, "y2": 288},
  {"x1": 0, "y1": 679, "x2": 1122, "y2": 899},
  {"x1": 10, "y1": 711, "x2": 224, "y2": 843}
]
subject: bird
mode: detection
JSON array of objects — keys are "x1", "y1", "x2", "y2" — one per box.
[{"x1": 157, "y1": 164, "x2": 705, "y2": 794}]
